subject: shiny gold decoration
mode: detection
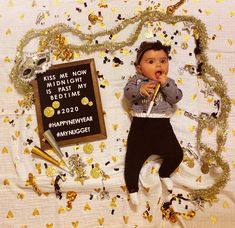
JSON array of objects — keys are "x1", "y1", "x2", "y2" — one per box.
[
  {"x1": 8, "y1": 4, "x2": 231, "y2": 207},
  {"x1": 167, "y1": 0, "x2": 186, "y2": 15},
  {"x1": 97, "y1": 217, "x2": 104, "y2": 225},
  {"x1": 43, "y1": 129, "x2": 68, "y2": 169},
  {"x1": 88, "y1": 13, "x2": 103, "y2": 25},
  {"x1": 31, "y1": 146, "x2": 68, "y2": 172},
  {"x1": 43, "y1": 107, "x2": 55, "y2": 118},
  {"x1": 90, "y1": 163, "x2": 102, "y2": 179},
  {"x1": 52, "y1": 101, "x2": 60, "y2": 109},
  {"x1": 81, "y1": 97, "x2": 89, "y2": 105},
  {"x1": 66, "y1": 191, "x2": 77, "y2": 211},
  {"x1": 25, "y1": 173, "x2": 42, "y2": 196},
  {"x1": 201, "y1": 163, "x2": 210, "y2": 174},
  {"x1": 32, "y1": 208, "x2": 40, "y2": 216},
  {"x1": 6, "y1": 210, "x2": 14, "y2": 218},
  {"x1": 3, "y1": 179, "x2": 10, "y2": 185},
  {"x1": 83, "y1": 143, "x2": 94, "y2": 154},
  {"x1": 46, "y1": 166, "x2": 57, "y2": 177},
  {"x1": 123, "y1": 216, "x2": 129, "y2": 224},
  {"x1": 68, "y1": 154, "x2": 89, "y2": 184}
]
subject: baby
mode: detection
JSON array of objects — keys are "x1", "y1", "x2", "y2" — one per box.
[{"x1": 124, "y1": 40, "x2": 183, "y2": 205}]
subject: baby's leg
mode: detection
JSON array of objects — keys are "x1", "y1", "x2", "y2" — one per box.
[{"x1": 124, "y1": 118, "x2": 150, "y2": 205}]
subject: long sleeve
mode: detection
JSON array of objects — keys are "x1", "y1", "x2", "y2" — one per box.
[
  {"x1": 160, "y1": 78, "x2": 183, "y2": 104},
  {"x1": 124, "y1": 76, "x2": 145, "y2": 102}
]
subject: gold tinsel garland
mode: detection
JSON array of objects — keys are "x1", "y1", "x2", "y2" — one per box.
[{"x1": 9, "y1": 7, "x2": 231, "y2": 204}]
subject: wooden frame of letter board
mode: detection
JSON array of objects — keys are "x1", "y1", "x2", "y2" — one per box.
[{"x1": 32, "y1": 58, "x2": 107, "y2": 150}]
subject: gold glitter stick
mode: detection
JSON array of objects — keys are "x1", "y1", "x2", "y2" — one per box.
[
  {"x1": 31, "y1": 146, "x2": 69, "y2": 173},
  {"x1": 146, "y1": 83, "x2": 160, "y2": 117},
  {"x1": 43, "y1": 129, "x2": 69, "y2": 169}
]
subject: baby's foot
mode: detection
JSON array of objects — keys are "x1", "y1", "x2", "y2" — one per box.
[
  {"x1": 129, "y1": 192, "x2": 139, "y2": 205},
  {"x1": 160, "y1": 177, "x2": 173, "y2": 193}
]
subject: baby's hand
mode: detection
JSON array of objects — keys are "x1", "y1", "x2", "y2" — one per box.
[
  {"x1": 157, "y1": 72, "x2": 168, "y2": 85},
  {"x1": 140, "y1": 82, "x2": 156, "y2": 97}
]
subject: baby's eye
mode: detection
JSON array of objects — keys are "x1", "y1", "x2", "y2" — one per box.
[
  {"x1": 148, "y1": 60, "x2": 154, "y2": 64},
  {"x1": 161, "y1": 59, "x2": 167, "y2": 64}
]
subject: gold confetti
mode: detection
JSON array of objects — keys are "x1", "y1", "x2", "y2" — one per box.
[
  {"x1": 216, "y1": 0, "x2": 224, "y2": 2},
  {"x1": 99, "y1": 51, "x2": 106, "y2": 57},
  {"x1": 26, "y1": 115, "x2": 32, "y2": 122},
  {"x1": 151, "y1": 166, "x2": 157, "y2": 174},
  {"x1": 190, "y1": 93, "x2": 197, "y2": 101},
  {"x1": 216, "y1": 24, "x2": 223, "y2": 31},
  {"x1": 120, "y1": 185, "x2": 126, "y2": 192},
  {"x1": 120, "y1": 48, "x2": 130, "y2": 55},
  {"x1": 229, "y1": 68, "x2": 235, "y2": 74},
  {"x1": 53, "y1": 0, "x2": 60, "y2": 6},
  {"x1": 112, "y1": 156, "x2": 117, "y2": 162},
  {"x1": 58, "y1": 206, "x2": 65, "y2": 214},
  {"x1": 2, "y1": 146, "x2": 8, "y2": 154},
  {"x1": 43, "y1": 107, "x2": 55, "y2": 118},
  {"x1": 32, "y1": 208, "x2": 40, "y2": 216},
  {"x1": 19, "y1": 13, "x2": 25, "y2": 20},
  {"x1": 24, "y1": 147, "x2": 30, "y2": 154},
  {"x1": 84, "y1": 203, "x2": 91, "y2": 211},
  {"x1": 81, "y1": 97, "x2": 89, "y2": 105},
  {"x1": 110, "y1": 197, "x2": 117, "y2": 208},
  {"x1": 3, "y1": 179, "x2": 10, "y2": 185},
  {"x1": 90, "y1": 164, "x2": 101, "y2": 179},
  {"x1": 88, "y1": 101, "x2": 93, "y2": 106},
  {"x1": 86, "y1": 157, "x2": 93, "y2": 164},
  {"x1": 35, "y1": 163, "x2": 42, "y2": 174},
  {"x1": 223, "y1": 201, "x2": 230, "y2": 208},
  {"x1": 229, "y1": 10, "x2": 235, "y2": 17},
  {"x1": 196, "y1": 176, "x2": 201, "y2": 182},
  {"x1": 6, "y1": 210, "x2": 14, "y2": 218},
  {"x1": 6, "y1": 86, "x2": 13, "y2": 93},
  {"x1": 72, "y1": 221, "x2": 79, "y2": 228},
  {"x1": 52, "y1": 101, "x2": 60, "y2": 109},
  {"x1": 188, "y1": 125, "x2": 196, "y2": 133},
  {"x1": 46, "y1": 224, "x2": 53, "y2": 228},
  {"x1": 102, "y1": 79, "x2": 109, "y2": 86},
  {"x1": 210, "y1": 215, "x2": 217, "y2": 224},
  {"x1": 14, "y1": 130, "x2": 20, "y2": 138},
  {"x1": 8, "y1": 0, "x2": 13, "y2": 7},
  {"x1": 231, "y1": 99, "x2": 235, "y2": 106},
  {"x1": 46, "y1": 166, "x2": 56, "y2": 177},
  {"x1": 204, "y1": 9, "x2": 212, "y2": 16},
  {"x1": 83, "y1": 143, "x2": 94, "y2": 154},
  {"x1": 123, "y1": 216, "x2": 129, "y2": 224},
  {"x1": 227, "y1": 39, "x2": 234, "y2": 46},
  {"x1": 5, "y1": 28, "x2": 12, "y2": 35},
  {"x1": 98, "y1": 217, "x2": 104, "y2": 225},
  {"x1": 216, "y1": 53, "x2": 222, "y2": 59},
  {"x1": 231, "y1": 160, "x2": 235, "y2": 168},
  {"x1": 143, "y1": 187, "x2": 150, "y2": 193},
  {"x1": 99, "y1": 142, "x2": 106, "y2": 152},
  {"x1": 4, "y1": 56, "x2": 11, "y2": 62},
  {"x1": 112, "y1": 124, "x2": 118, "y2": 131},
  {"x1": 17, "y1": 193, "x2": 25, "y2": 200},
  {"x1": 114, "y1": 92, "x2": 121, "y2": 99}
]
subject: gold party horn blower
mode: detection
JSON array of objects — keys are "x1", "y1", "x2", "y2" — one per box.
[
  {"x1": 43, "y1": 129, "x2": 69, "y2": 170},
  {"x1": 31, "y1": 146, "x2": 69, "y2": 173}
]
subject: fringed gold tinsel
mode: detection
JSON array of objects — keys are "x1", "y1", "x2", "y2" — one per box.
[{"x1": 9, "y1": 7, "x2": 231, "y2": 204}]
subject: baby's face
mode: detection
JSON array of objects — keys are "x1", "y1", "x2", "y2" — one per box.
[{"x1": 136, "y1": 49, "x2": 169, "y2": 81}]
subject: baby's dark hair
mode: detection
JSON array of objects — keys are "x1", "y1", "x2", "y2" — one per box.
[{"x1": 134, "y1": 40, "x2": 171, "y2": 66}]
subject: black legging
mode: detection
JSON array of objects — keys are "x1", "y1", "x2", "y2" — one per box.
[{"x1": 124, "y1": 117, "x2": 183, "y2": 193}]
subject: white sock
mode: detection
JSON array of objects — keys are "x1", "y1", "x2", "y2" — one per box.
[
  {"x1": 129, "y1": 192, "x2": 139, "y2": 205},
  {"x1": 160, "y1": 177, "x2": 173, "y2": 192}
]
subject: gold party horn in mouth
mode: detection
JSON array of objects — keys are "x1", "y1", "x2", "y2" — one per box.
[{"x1": 31, "y1": 146, "x2": 69, "y2": 173}]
